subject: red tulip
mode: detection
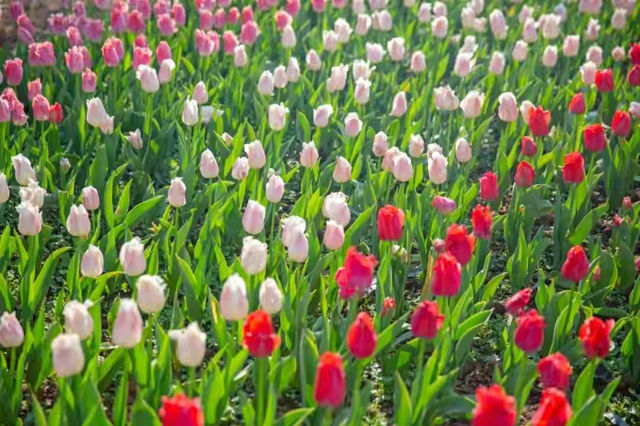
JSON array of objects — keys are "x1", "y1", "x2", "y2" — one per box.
[
  {"x1": 611, "y1": 110, "x2": 631, "y2": 137},
  {"x1": 377, "y1": 205, "x2": 405, "y2": 241},
  {"x1": 49, "y1": 103, "x2": 64, "y2": 124},
  {"x1": 472, "y1": 384, "x2": 516, "y2": 426},
  {"x1": 335, "y1": 247, "x2": 378, "y2": 300},
  {"x1": 479, "y1": 171, "x2": 499, "y2": 201},
  {"x1": 410, "y1": 300, "x2": 444, "y2": 339},
  {"x1": 242, "y1": 310, "x2": 281, "y2": 357},
  {"x1": 514, "y1": 309, "x2": 545, "y2": 353},
  {"x1": 381, "y1": 297, "x2": 396, "y2": 317},
  {"x1": 471, "y1": 204, "x2": 492, "y2": 239},
  {"x1": 583, "y1": 123, "x2": 606, "y2": 152},
  {"x1": 4, "y1": 58, "x2": 23, "y2": 86},
  {"x1": 347, "y1": 312, "x2": 377, "y2": 359},
  {"x1": 514, "y1": 161, "x2": 535, "y2": 188},
  {"x1": 579, "y1": 316, "x2": 614, "y2": 359},
  {"x1": 568, "y1": 92, "x2": 586, "y2": 114},
  {"x1": 528, "y1": 106, "x2": 551, "y2": 137},
  {"x1": 531, "y1": 388, "x2": 572, "y2": 426},
  {"x1": 521, "y1": 136, "x2": 537, "y2": 157},
  {"x1": 432, "y1": 252, "x2": 462, "y2": 297},
  {"x1": 159, "y1": 394, "x2": 204, "y2": 426},
  {"x1": 313, "y1": 352, "x2": 346, "y2": 408},
  {"x1": 445, "y1": 223, "x2": 475, "y2": 266},
  {"x1": 594, "y1": 69, "x2": 613, "y2": 92},
  {"x1": 631, "y1": 43, "x2": 640, "y2": 65},
  {"x1": 561, "y1": 245, "x2": 589, "y2": 282},
  {"x1": 628, "y1": 64, "x2": 640, "y2": 86},
  {"x1": 504, "y1": 288, "x2": 531, "y2": 316},
  {"x1": 537, "y1": 352, "x2": 572, "y2": 390},
  {"x1": 562, "y1": 152, "x2": 584, "y2": 183}
]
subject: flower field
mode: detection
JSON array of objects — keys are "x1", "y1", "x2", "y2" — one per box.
[{"x1": 0, "y1": 0, "x2": 639, "y2": 424}]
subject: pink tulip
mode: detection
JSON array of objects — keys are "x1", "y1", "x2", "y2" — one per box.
[
  {"x1": 409, "y1": 134, "x2": 424, "y2": 158},
  {"x1": 16, "y1": 201, "x2": 42, "y2": 236},
  {"x1": 390, "y1": 92, "x2": 408, "y2": 117},
  {"x1": 32, "y1": 95, "x2": 51, "y2": 122},
  {"x1": 27, "y1": 79, "x2": 42, "y2": 101},
  {"x1": 242, "y1": 200, "x2": 266, "y2": 235},
  {"x1": 168, "y1": 178, "x2": 187, "y2": 207},
  {"x1": 428, "y1": 152, "x2": 448, "y2": 184},
  {"x1": 563, "y1": 35, "x2": 580, "y2": 57},
  {"x1": 240, "y1": 21, "x2": 259, "y2": 45},
  {"x1": 333, "y1": 157, "x2": 352, "y2": 183},
  {"x1": 245, "y1": 140, "x2": 266, "y2": 169},
  {"x1": 223, "y1": 31, "x2": 238, "y2": 55},
  {"x1": 323, "y1": 220, "x2": 345, "y2": 250},
  {"x1": 82, "y1": 69, "x2": 97, "y2": 93},
  {"x1": 432, "y1": 196, "x2": 456, "y2": 214},
  {"x1": 344, "y1": 112, "x2": 362, "y2": 137},
  {"x1": 266, "y1": 174, "x2": 285, "y2": 203},
  {"x1": 373, "y1": 132, "x2": 388, "y2": 157},
  {"x1": 306, "y1": 49, "x2": 322, "y2": 71},
  {"x1": 172, "y1": 3, "x2": 186, "y2": 26},
  {"x1": 300, "y1": 142, "x2": 319, "y2": 167},
  {"x1": 200, "y1": 149, "x2": 219, "y2": 179},
  {"x1": 4, "y1": 58, "x2": 23, "y2": 86},
  {"x1": 66, "y1": 204, "x2": 91, "y2": 237},
  {"x1": 393, "y1": 152, "x2": 413, "y2": 182}
]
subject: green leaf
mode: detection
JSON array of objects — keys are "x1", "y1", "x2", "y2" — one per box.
[
  {"x1": 572, "y1": 360, "x2": 596, "y2": 410},
  {"x1": 275, "y1": 408, "x2": 315, "y2": 426},
  {"x1": 394, "y1": 372, "x2": 412, "y2": 426}
]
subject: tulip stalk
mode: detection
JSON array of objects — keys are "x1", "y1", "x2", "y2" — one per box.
[{"x1": 254, "y1": 357, "x2": 268, "y2": 425}]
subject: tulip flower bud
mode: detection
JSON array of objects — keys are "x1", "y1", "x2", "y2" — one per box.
[
  {"x1": 259, "y1": 278, "x2": 283, "y2": 314},
  {"x1": 193, "y1": 81, "x2": 208, "y2": 105},
  {"x1": 136, "y1": 65, "x2": 159, "y2": 93},
  {"x1": 81, "y1": 244, "x2": 103, "y2": 278},
  {"x1": 240, "y1": 236, "x2": 268, "y2": 275},
  {"x1": 455, "y1": 138, "x2": 472, "y2": 163},
  {"x1": 268, "y1": 103, "x2": 288, "y2": 131},
  {"x1": 387, "y1": 37, "x2": 405, "y2": 61},
  {"x1": 0, "y1": 174, "x2": 9, "y2": 204},
  {"x1": 158, "y1": 59, "x2": 176, "y2": 84},
  {"x1": 431, "y1": 16, "x2": 448, "y2": 38},
  {"x1": 200, "y1": 149, "x2": 219, "y2": 179},
  {"x1": 281, "y1": 25, "x2": 296, "y2": 48},
  {"x1": 169, "y1": 323, "x2": 206, "y2": 367},
  {"x1": 313, "y1": 105, "x2": 333, "y2": 128},
  {"x1": 365, "y1": 43, "x2": 385, "y2": 64},
  {"x1": 327, "y1": 64, "x2": 349, "y2": 91},
  {"x1": 16, "y1": 201, "x2": 42, "y2": 236},
  {"x1": 168, "y1": 177, "x2": 187, "y2": 207},
  {"x1": 323, "y1": 220, "x2": 345, "y2": 250},
  {"x1": 286, "y1": 57, "x2": 300, "y2": 82},
  {"x1": 234, "y1": 45, "x2": 248, "y2": 67},
  {"x1": 19, "y1": 180, "x2": 46, "y2": 208},
  {"x1": 63, "y1": 300, "x2": 94, "y2": 339},
  {"x1": 287, "y1": 229, "x2": 309, "y2": 262},
  {"x1": 512, "y1": 40, "x2": 528, "y2": 61},
  {"x1": 0, "y1": 312, "x2": 24, "y2": 347},
  {"x1": 300, "y1": 142, "x2": 319, "y2": 168},
  {"x1": 409, "y1": 134, "x2": 424, "y2": 158},
  {"x1": 232, "y1": 157, "x2": 250, "y2": 180},
  {"x1": 12, "y1": 154, "x2": 36, "y2": 186},
  {"x1": 266, "y1": 174, "x2": 285, "y2": 203},
  {"x1": 322, "y1": 193, "x2": 350, "y2": 227},
  {"x1": 372, "y1": 132, "x2": 388, "y2": 157},
  {"x1": 333, "y1": 156, "x2": 352, "y2": 183},
  {"x1": 81, "y1": 186, "x2": 100, "y2": 211},
  {"x1": 66, "y1": 205, "x2": 91, "y2": 238},
  {"x1": 410, "y1": 51, "x2": 426, "y2": 73},
  {"x1": 498, "y1": 92, "x2": 518, "y2": 122},
  {"x1": 119, "y1": 237, "x2": 146, "y2": 276},
  {"x1": 344, "y1": 113, "x2": 362, "y2": 137},
  {"x1": 126, "y1": 129, "x2": 143, "y2": 150},
  {"x1": 428, "y1": 152, "x2": 448, "y2": 184},
  {"x1": 460, "y1": 91, "x2": 484, "y2": 119},
  {"x1": 136, "y1": 275, "x2": 166, "y2": 313},
  {"x1": 244, "y1": 140, "x2": 266, "y2": 169},
  {"x1": 390, "y1": 91, "x2": 408, "y2": 117},
  {"x1": 354, "y1": 78, "x2": 371, "y2": 105},
  {"x1": 393, "y1": 152, "x2": 413, "y2": 182},
  {"x1": 306, "y1": 49, "x2": 322, "y2": 71},
  {"x1": 489, "y1": 52, "x2": 505, "y2": 75},
  {"x1": 52, "y1": 333, "x2": 85, "y2": 377},
  {"x1": 181, "y1": 99, "x2": 199, "y2": 126},
  {"x1": 112, "y1": 299, "x2": 143, "y2": 348},
  {"x1": 242, "y1": 200, "x2": 266, "y2": 234},
  {"x1": 220, "y1": 274, "x2": 249, "y2": 321}
]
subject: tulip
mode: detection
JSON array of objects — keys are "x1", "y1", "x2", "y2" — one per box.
[
  {"x1": 220, "y1": 274, "x2": 249, "y2": 321},
  {"x1": 432, "y1": 196, "x2": 456, "y2": 215},
  {"x1": 488, "y1": 51, "x2": 505, "y2": 75},
  {"x1": 355, "y1": 14, "x2": 372, "y2": 35},
  {"x1": 354, "y1": 78, "x2": 371, "y2": 105},
  {"x1": 306, "y1": 49, "x2": 322, "y2": 71},
  {"x1": 541, "y1": 45, "x2": 558, "y2": 68},
  {"x1": 66, "y1": 205, "x2": 91, "y2": 237},
  {"x1": 12, "y1": 154, "x2": 36, "y2": 186},
  {"x1": 630, "y1": 102, "x2": 640, "y2": 119},
  {"x1": 595, "y1": 69, "x2": 613, "y2": 92},
  {"x1": 393, "y1": 152, "x2": 413, "y2": 182},
  {"x1": 266, "y1": 174, "x2": 285, "y2": 203},
  {"x1": 453, "y1": 138, "x2": 471, "y2": 163},
  {"x1": 156, "y1": 41, "x2": 172, "y2": 64},
  {"x1": 387, "y1": 37, "x2": 405, "y2": 61},
  {"x1": 4, "y1": 58, "x2": 23, "y2": 86},
  {"x1": 445, "y1": 223, "x2": 475, "y2": 266},
  {"x1": 411, "y1": 300, "x2": 444, "y2": 338},
  {"x1": 538, "y1": 352, "x2": 572, "y2": 390},
  {"x1": 514, "y1": 161, "x2": 535, "y2": 188},
  {"x1": 193, "y1": 82, "x2": 208, "y2": 105},
  {"x1": 322, "y1": 31, "x2": 339, "y2": 53},
  {"x1": 583, "y1": 123, "x2": 606, "y2": 152},
  {"x1": 27, "y1": 79, "x2": 42, "y2": 101},
  {"x1": 333, "y1": 157, "x2": 352, "y2": 183},
  {"x1": 169, "y1": 323, "x2": 206, "y2": 367},
  {"x1": 327, "y1": 64, "x2": 349, "y2": 92},
  {"x1": 580, "y1": 61, "x2": 597, "y2": 85},
  {"x1": 352, "y1": 60, "x2": 372, "y2": 81},
  {"x1": 313, "y1": 105, "x2": 333, "y2": 128},
  {"x1": 167, "y1": 177, "x2": 187, "y2": 208},
  {"x1": 432, "y1": 251, "x2": 462, "y2": 296},
  {"x1": 286, "y1": 57, "x2": 300, "y2": 82},
  {"x1": 515, "y1": 309, "x2": 545, "y2": 352},
  {"x1": 51, "y1": 334, "x2": 84, "y2": 377},
  {"x1": 489, "y1": 9, "x2": 508, "y2": 39},
  {"x1": 365, "y1": 43, "x2": 385, "y2": 63},
  {"x1": 512, "y1": 40, "x2": 528, "y2": 61},
  {"x1": 568, "y1": 92, "x2": 586, "y2": 115},
  {"x1": 63, "y1": 300, "x2": 93, "y2": 340},
  {"x1": 32, "y1": 95, "x2": 50, "y2": 121},
  {"x1": 300, "y1": 142, "x2": 319, "y2": 168},
  {"x1": 408, "y1": 134, "x2": 424, "y2": 158},
  {"x1": 390, "y1": 91, "x2": 408, "y2": 117},
  {"x1": 81, "y1": 244, "x2": 103, "y2": 278},
  {"x1": 240, "y1": 236, "x2": 268, "y2": 275},
  {"x1": 586, "y1": 45, "x2": 603, "y2": 66},
  {"x1": 287, "y1": 229, "x2": 309, "y2": 262},
  {"x1": 505, "y1": 288, "x2": 532, "y2": 316},
  {"x1": 628, "y1": 65, "x2": 640, "y2": 86},
  {"x1": 135, "y1": 65, "x2": 159, "y2": 93},
  {"x1": 136, "y1": 275, "x2": 166, "y2": 314},
  {"x1": 472, "y1": 385, "x2": 516, "y2": 426},
  {"x1": 562, "y1": 152, "x2": 585, "y2": 183},
  {"x1": 531, "y1": 388, "x2": 572, "y2": 426},
  {"x1": 242, "y1": 200, "x2": 266, "y2": 235},
  {"x1": 344, "y1": 113, "x2": 362, "y2": 137},
  {"x1": 611, "y1": 110, "x2": 631, "y2": 138},
  {"x1": 244, "y1": 140, "x2": 266, "y2": 169},
  {"x1": 323, "y1": 220, "x2": 345, "y2": 250},
  {"x1": 410, "y1": 51, "x2": 426, "y2": 73},
  {"x1": 563, "y1": 35, "x2": 580, "y2": 57},
  {"x1": 281, "y1": 216, "x2": 306, "y2": 249},
  {"x1": 259, "y1": 278, "x2": 283, "y2": 314},
  {"x1": 16, "y1": 202, "x2": 42, "y2": 236},
  {"x1": 86, "y1": 98, "x2": 114, "y2": 133},
  {"x1": 0, "y1": 312, "x2": 24, "y2": 347},
  {"x1": 281, "y1": 25, "x2": 296, "y2": 48},
  {"x1": 81, "y1": 69, "x2": 97, "y2": 93},
  {"x1": 0, "y1": 174, "x2": 9, "y2": 204},
  {"x1": 243, "y1": 310, "x2": 281, "y2": 358},
  {"x1": 428, "y1": 152, "x2": 448, "y2": 184},
  {"x1": 561, "y1": 246, "x2": 589, "y2": 282},
  {"x1": 434, "y1": 86, "x2": 459, "y2": 110},
  {"x1": 496, "y1": 92, "x2": 518, "y2": 122},
  {"x1": 579, "y1": 316, "x2": 614, "y2": 359},
  {"x1": 322, "y1": 193, "x2": 350, "y2": 227},
  {"x1": 273, "y1": 66, "x2": 288, "y2": 89},
  {"x1": 347, "y1": 313, "x2": 377, "y2": 359},
  {"x1": 373, "y1": 132, "x2": 389, "y2": 157},
  {"x1": 19, "y1": 180, "x2": 45, "y2": 208},
  {"x1": 119, "y1": 238, "x2": 146, "y2": 276},
  {"x1": 431, "y1": 16, "x2": 448, "y2": 38},
  {"x1": 232, "y1": 157, "x2": 250, "y2": 180},
  {"x1": 373, "y1": 10, "x2": 392, "y2": 31},
  {"x1": 112, "y1": 299, "x2": 143, "y2": 348},
  {"x1": 181, "y1": 99, "x2": 199, "y2": 126},
  {"x1": 314, "y1": 352, "x2": 345, "y2": 408},
  {"x1": 471, "y1": 204, "x2": 492, "y2": 239},
  {"x1": 335, "y1": 247, "x2": 377, "y2": 299},
  {"x1": 377, "y1": 205, "x2": 405, "y2": 241},
  {"x1": 268, "y1": 103, "x2": 288, "y2": 131}
]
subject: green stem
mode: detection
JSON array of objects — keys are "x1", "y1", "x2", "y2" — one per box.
[
  {"x1": 255, "y1": 357, "x2": 268, "y2": 425},
  {"x1": 349, "y1": 362, "x2": 364, "y2": 426}
]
